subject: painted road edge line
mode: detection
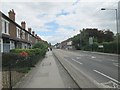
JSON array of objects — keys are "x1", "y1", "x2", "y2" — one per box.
[
  {"x1": 93, "y1": 70, "x2": 120, "y2": 84},
  {"x1": 71, "y1": 58, "x2": 83, "y2": 64}
]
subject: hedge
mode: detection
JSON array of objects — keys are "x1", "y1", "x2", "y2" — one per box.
[
  {"x1": 102, "y1": 42, "x2": 120, "y2": 54},
  {"x1": 3, "y1": 48, "x2": 47, "y2": 69},
  {"x1": 81, "y1": 41, "x2": 120, "y2": 54}
]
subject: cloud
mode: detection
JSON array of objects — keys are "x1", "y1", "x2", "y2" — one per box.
[
  {"x1": 72, "y1": 0, "x2": 80, "y2": 6},
  {"x1": 56, "y1": 10, "x2": 70, "y2": 17},
  {"x1": 40, "y1": 28, "x2": 79, "y2": 45},
  {"x1": 1, "y1": 0, "x2": 119, "y2": 44},
  {"x1": 44, "y1": 21, "x2": 59, "y2": 30}
]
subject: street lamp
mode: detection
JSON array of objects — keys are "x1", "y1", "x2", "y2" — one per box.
[
  {"x1": 80, "y1": 30, "x2": 82, "y2": 50},
  {"x1": 101, "y1": 8, "x2": 118, "y2": 54}
]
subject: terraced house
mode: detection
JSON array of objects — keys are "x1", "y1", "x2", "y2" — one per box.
[{"x1": 0, "y1": 9, "x2": 42, "y2": 52}]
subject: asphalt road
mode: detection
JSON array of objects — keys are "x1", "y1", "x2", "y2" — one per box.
[{"x1": 53, "y1": 49, "x2": 119, "y2": 89}]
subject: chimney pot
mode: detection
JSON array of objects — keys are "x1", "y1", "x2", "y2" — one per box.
[
  {"x1": 32, "y1": 31, "x2": 35, "y2": 36},
  {"x1": 35, "y1": 34, "x2": 37, "y2": 36},
  {"x1": 8, "y1": 9, "x2": 15, "y2": 21},
  {"x1": 28, "y1": 28, "x2": 31, "y2": 33},
  {"x1": 21, "y1": 21, "x2": 26, "y2": 29}
]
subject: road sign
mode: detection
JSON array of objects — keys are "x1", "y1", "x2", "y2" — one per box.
[
  {"x1": 89, "y1": 37, "x2": 93, "y2": 45},
  {"x1": 98, "y1": 45, "x2": 104, "y2": 48}
]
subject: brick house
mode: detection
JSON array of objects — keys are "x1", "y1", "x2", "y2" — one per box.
[
  {"x1": 60, "y1": 38, "x2": 73, "y2": 50},
  {"x1": 0, "y1": 9, "x2": 42, "y2": 52}
]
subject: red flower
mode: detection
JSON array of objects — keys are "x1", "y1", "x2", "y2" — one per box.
[{"x1": 19, "y1": 51, "x2": 28, "y2": 57}]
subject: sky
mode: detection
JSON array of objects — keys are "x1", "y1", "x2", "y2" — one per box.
[{"x1": 1, "y1": 0, "x2": 120, "y2": 45}]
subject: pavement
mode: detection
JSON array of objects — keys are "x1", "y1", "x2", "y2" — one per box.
[
  {"x1": 17, "y1": 51, "x2": 65, "y2": 88},
  {"x1": 53, "y1": 49, "x2": 119, "y2": 89}
]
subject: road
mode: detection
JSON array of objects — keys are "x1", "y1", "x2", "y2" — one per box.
[{"x1": 53, "y1": 49, "x2": 119, "y2": 89}]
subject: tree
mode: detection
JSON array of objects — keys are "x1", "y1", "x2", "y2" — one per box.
[
  {"x1": 104, "y1": 30, "x2": 114, "y2": 42},
  {"x1": 32, "y1": 41, "x2": 47, "y2": 50},
  {"x1": 72, "y1": 34, "x2": 81, "y2": 50}
]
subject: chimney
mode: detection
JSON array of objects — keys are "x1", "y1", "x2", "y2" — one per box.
[
  {"x1": 32, "y1": 31, "x2": 35, "y2": 36},
  {"x1": 28, "y1": 28, "x2": 31, "y2": 33},
  {"x1": 35, "y1": 34, "x2": 37, "y2": 37},
  {"x1": 8, "y1": 9, "x2": 15, "y2": 21},
  {"x1": 21, "y1": 21, "x2": 26, "y2": 29}
]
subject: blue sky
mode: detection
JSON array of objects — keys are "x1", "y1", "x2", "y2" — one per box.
[
  {"x1": 1, "y1": 0, "x2": 120, "y2": 44},
  {"x1": 56, "y1": 10, "x2": 70, "y2": 17}
]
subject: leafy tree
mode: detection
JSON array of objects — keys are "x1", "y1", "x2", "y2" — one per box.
[
  {"x1": 104, "y1": 30, "x2": 114, "y2": 42},
  {"x1": 72, "y1": 28, "x2": 115, "y2": 50},
  {"x1": 32, "y1": 41, "x2": 47, "y2": 50},
  {"x1": 72, "y1": 34, "x2": 80, "y2": 50}
]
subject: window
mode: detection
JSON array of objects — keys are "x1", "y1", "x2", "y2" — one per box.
[
  {"x1": 2, "y1": 18, "x2": 9, "y2": 34},
  {"x1": 0, "y1": 38, "x2": 3, "y2": 52},
  {"x1": 10, "y1": 41, "x2": 15, "y2": 50},
  {"x1": 17, "y1": 27, "x2": 20, "y2": 38},
  {"x1": 2, "y1": 19, "x2": 5, "y2": 33},
  {"x1": 22, "y1": 30, "x2": 25, "y2": 39},
  {"x1": 28, "y1": 34, "x2": 30, "y2": 41},
  {"x1": 5, "y1": 22, "x2": 7, "y2": 33}
]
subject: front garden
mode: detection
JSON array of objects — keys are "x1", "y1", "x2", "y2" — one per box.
[{"x1": 2, "y1": 42, "x2": 48, "y2": 88}]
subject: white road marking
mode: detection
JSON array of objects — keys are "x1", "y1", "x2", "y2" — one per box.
[
  {"x1": 111, "y1": 60, "x2": 115, "y2": 61},
  {"x1": 113, "y1": 63, "x2": 119, "y2": 67},
  {"x1": 90, "y1": 56, "x2": 102, "y2": 62},
  {"x1": 91, "y1": 56, "x2": 96, "y2": 59},
  {"x1": 101, "y1": 81, "x2": 119, "y2": 88},
  {"x1": 76, "y1": 57, "x2": 81, "y2": 59},
  {"x1": 93, "y1": 70, "x2": 120, "y2": 84},
  {"x1": 71, "y1": 58, "x2": 83, "y2": 64}
]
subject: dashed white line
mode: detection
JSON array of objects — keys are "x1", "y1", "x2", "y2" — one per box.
[
  {"x1": 90, "y1": 56, "x2": 102, "y2": 62},
  {"x1": 76, "y1": 57, "x2": 81, "y2": 59},
  {"x1": 71, "y1": 58, "x2": 83, "y2": 64},
  {"x1": 93, "y1": 70, "x2": 120, "y2": 84},
  {"x1": 111, "y1": 60, "x2": 115, "y2": 62},
  {"x1": 91, "y1": 56, "x2": 96, "y2": 59},
  {"x1": 113, "y1": 63, "x2": 119, "y2": 67}
]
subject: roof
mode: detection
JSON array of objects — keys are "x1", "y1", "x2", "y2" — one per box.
[{"x1": 1, "y1": 11, "x2": 35, "y2": 38}]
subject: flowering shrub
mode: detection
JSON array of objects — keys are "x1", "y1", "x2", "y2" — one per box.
[{"x1": 19, "y1": 51, "x2": 29, "y2": 57}]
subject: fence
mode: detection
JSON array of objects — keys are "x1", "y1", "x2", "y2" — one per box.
[
  {"x1": 2, "y1": 53, "x2": 43, "y2": 89},
  {"x1": 2, "y1": 67, "x2": 26, "y2": 88}
]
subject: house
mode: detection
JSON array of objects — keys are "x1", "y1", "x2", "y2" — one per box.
[
  {"x1": 60, "y1": 38, "x2": 73, "y2": 50},
  {"x1": 0, "y1": 9, "x2": 42, "y2": 52}
]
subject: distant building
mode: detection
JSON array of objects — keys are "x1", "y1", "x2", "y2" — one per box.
[
  {"x1": 60, "y1": 38, "x2": 73, "y2": 50},
  {"x1": 54, "y1": 43, "x2": 60, "y2": 49}
]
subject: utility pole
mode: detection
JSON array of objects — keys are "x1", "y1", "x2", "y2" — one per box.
[{"x1": 101, "y1": 8, "x2": 118, "y2": 54}]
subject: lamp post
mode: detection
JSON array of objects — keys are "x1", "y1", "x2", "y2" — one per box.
[
  {"x1": 101, "y1": 8, "x2": 118, "y2": 54},
  {"x1": 80, "y1": 30, "x2": 82, "y2": 50}
]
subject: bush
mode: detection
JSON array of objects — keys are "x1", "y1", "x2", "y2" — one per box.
[
  {"x1": 102, "y1": 42, "x2": 118, "y2": 53},
  {"x1": 92, "y1": 43, "x2": 98, "y2": 51},
  {"x1": 3, "y1": 48, "x2": 47, "y2": 68},
  {"x1": 4, "y1": 41, "x2": 48, "y2": 72},
  {"x1": 32, "y1": 42, "x2": 47, "y2": 50},
  {"x1": 10, "y1": 48, "x2": 46, "y2": 56},
  {"x1": 2, "y1": 53, "x2": 19, "y2": 67},
  {"x1": 83, "y1": 45, "x2": 91, "y2": 51}
]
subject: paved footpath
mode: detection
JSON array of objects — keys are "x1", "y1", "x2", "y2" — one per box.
[{"x1": 18, "y1": 51, "x2": 65, "y2": 88}]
